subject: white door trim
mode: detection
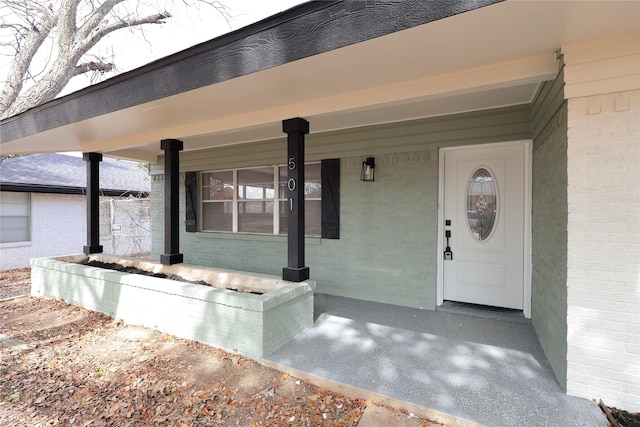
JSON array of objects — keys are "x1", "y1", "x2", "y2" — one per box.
[{"x1": 436, "y1": 140, "x2": 532, "y2": 318}]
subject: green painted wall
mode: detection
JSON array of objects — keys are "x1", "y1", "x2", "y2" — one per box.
[
  {"x1": 308, "y1": 153, "x2": 437, "y2": 307},
  {"x1": 31, "y1": 256, "x2": 315, "y2": 358},
  {"x1": 531, "y1": 67, "x2": 568, "y2": 390},
  {"x1": 151, "y1": 105, "x2": 532, "y2": 309}
]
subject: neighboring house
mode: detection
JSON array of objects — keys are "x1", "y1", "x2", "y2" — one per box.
[
  {"x1": 0, "y1": 1, "x2": 638, "y2": 412},
  {"x1": 0, "y1": 153, "x2": 150, "y2": 270}
]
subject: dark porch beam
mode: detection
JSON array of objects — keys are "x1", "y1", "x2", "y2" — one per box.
[
  {"x1": 282, "y1": 118, "x2": 310, "y2": 282},
  {"x1": 82, "y1": 152, "x2": 103, "y2": 255},
  {"x1": 160, "y1": 139, "x2": 184, "y2": 265}
]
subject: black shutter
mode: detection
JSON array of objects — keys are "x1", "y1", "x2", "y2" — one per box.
[
  {"x1": 185, "y1": 172, "x2": 197, "y2": 232},
  {"x1": 321, "y1": 158, "x2": 340, "y2": 239}
]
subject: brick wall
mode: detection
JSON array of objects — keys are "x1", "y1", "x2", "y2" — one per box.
[
  {"x1": 566, "y1": 89, "x2": 640, "y2": 411},
  {"x1": 306, "y1": 152, "x2": 438, "y2": 309},
  {"x1": 1, "y1": 193, "x2": 86, "y2": 270},
  {"x1": 152, "y1": 152, "x2": 439, "y2": 310},
  {"x1": 31, "y1": 256, "x2": 315, "y2": 358},
  {"x1": 532, "y1": 99, "x2": 569, "y2": 390}
]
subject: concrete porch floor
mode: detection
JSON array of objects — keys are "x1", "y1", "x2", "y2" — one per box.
[{"x1": 264, "y1": 294, "x2": 606, "y2": 426}]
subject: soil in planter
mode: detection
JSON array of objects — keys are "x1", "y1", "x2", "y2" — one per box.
[{"x1": 78, "y1": 259, "x2": 263, "y2": 295}]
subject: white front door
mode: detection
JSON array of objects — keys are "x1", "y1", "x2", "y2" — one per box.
[{"x1": 442, "y1": 143, "x2": 527, "y2": 310}]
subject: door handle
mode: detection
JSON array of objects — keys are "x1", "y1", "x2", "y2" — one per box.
[{"x1": 444, "y1": 227, "x2": 453, "y2": 260}]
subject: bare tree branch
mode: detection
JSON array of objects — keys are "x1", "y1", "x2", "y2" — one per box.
[
  {"x1": 0, "y1": 3, "x2": 56, "y2": 114},
  {"x1": 73, "y1": 60, "x2": 114, "y2": 76},
  {"x1": 81, "y1": 11, "x2": 171, "y2": 53},
  {"x1": 180, "y1": 0, "x2": 232, "y2": 25},
  {"x1": 0, "y1": 0, "x2": 231, "y2": 120},
  {"x1": 57, "y1": 0, "x2": 82, "y2": 49},
  {"x1": 76, "y1": 0, "x2": 125, "y2": 41}
]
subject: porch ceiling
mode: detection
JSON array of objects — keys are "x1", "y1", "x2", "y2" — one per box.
[{"x1": 1, "y1": 1, "x2": 638, "y2": 163}]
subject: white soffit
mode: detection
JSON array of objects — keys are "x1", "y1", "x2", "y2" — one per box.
[{"x1": 2, "y1": 0, "x2": 639, "y2": 162}]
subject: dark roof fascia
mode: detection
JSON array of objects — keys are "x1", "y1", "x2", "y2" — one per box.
[
  {"x1": 0, "y1": 0, "x2": 503, "y2": 144},
  {"x1": 0, "y1": 183, "x2": 149, "y2": 197}
]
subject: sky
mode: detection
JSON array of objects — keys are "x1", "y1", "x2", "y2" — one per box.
[{"x1": 1, "y1": 0, "x2": 308, "y2": 97}]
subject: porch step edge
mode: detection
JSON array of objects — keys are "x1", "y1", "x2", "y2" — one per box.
[{"x1": 437, "y1": 301, "x2": 530, "y2": 324}]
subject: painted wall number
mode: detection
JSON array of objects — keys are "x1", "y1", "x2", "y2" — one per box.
[
  {"x1": 288, "y1": 157, "x2": 296, "y2": 170},
  {"x1": 288, "y1": 178, "x2": 296, "y2": 191}
]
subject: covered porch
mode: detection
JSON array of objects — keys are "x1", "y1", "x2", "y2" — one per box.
[
  {"x1": 2, "y1": 0, "x2": 639, "y2": 415},
  {"x1": 265, "y1": 294, "x2": 606, "y2": 426}
]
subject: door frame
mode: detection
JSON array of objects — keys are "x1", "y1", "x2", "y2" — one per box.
[{"x1": 436, "y1": 140, "x2": 533, "y2": 318}]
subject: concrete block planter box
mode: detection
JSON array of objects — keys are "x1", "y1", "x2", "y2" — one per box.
[{"x1": 30, "y1": 254, "x2": 315, "y2": 359}]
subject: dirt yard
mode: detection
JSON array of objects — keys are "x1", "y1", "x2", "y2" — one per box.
[{"x1": 0, "y1": 269, "x2": 442, "y2": 426}]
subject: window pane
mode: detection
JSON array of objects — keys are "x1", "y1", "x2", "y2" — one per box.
[
  {"x1": 305, "y1": 163, "x2": 321, "y2": 199},
  {"x1": 305, "y1": 200, "x2": 321, "y2": 235},
  {"x1": 201, "y1": 163, "x2": 321, "y2": 236},
  {"x1": 278, "y1": 164, "x2": 321, "y2": 199},
  {"x1": 0, "y1": 216, "x2": 29, "y2": 243},
  {"x1": 278, "y1": 200, "x2": 321, "y2": 236},
  {"x1": 0, "y1": 192, "x2": 30, "y2": 243},
  {"x1": 279, "y1": 166, "x2": 287, "y2": 199},
  {"x1": 279, "y1": 201, "x2": 288, "y2": 234},
  {"x1": 202, "y1": 202, "x2": 232, "y2": 232},
  {"x1": 467, "y1": 168, "x2": 497, "y2": 241},
  {"x1": 238, "y1": 201, "x2": 274, "y2": 233},
  {"x1": 202, "y1": 171, "x2": 233, "y2": 201},
  {"x1": 0, "y1": 192, "x2": 29, "y2": 215},
  {"x1": 238, "y1": 168, "x2": 274, "y2": 200}
]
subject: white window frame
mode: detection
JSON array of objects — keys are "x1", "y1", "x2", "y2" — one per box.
[{"x1": 200, "y1": 163, "x2": 320, "y2": 236}]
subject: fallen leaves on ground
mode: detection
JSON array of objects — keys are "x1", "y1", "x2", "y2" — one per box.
[
  {"x1": 1, "y1": 270, "x2": 444, "y2": 426},
  {"x1": 1, "y1": 296, "x2": 366, "y2": 426},
  {"x1": 0, "y1": 268, "x2": 30, "y2": 300}
]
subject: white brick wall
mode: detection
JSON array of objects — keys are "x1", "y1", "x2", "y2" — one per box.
[
  {"x1": 0, "y1": 193, "x2": 86, "y2": 270},
  {"x1": 566, "y1": 89, "x2": 640, "y2": 411}
]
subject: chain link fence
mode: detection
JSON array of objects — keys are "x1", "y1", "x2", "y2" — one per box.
[{"x1": 99, "y1": 197, "x2": 151, "y2": 258}]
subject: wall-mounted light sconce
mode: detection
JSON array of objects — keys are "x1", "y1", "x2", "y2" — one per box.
[{"x1": 360, "y1": 157, "x2": 375, "y2": 182}]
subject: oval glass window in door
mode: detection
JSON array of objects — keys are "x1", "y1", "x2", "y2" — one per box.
[{"x1": 467, "y1": 168, "x2": 497, "y2": 241}]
